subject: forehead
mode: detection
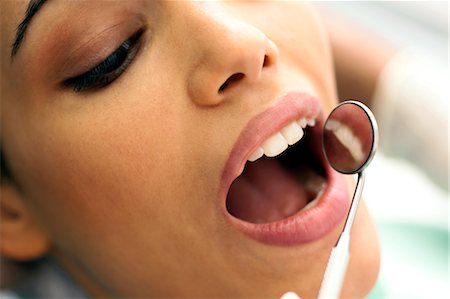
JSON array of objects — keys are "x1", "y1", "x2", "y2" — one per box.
[{"x1": 0, "y1": 1, "x2": 27, "y2": 26}]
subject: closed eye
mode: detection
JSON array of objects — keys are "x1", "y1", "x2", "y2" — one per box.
[{"x1": 63, "y1": 29, "x2": 144, "y2": 92}]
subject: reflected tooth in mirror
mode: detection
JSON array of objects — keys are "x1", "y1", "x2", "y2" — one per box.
[
  {"x1": 323, "y1": 100, "x2": 377, "y2": 174},
  {"x1": 325, "y1": 119, "x2": 365, "y2": 164},
  {"x1": 281, "y1": 122, "x2": 304, "y2": 145},
  {"x1": 297, "y1": 118, "x2": 307, "y2": 128},
  {"x1": 248, "y1": 147, "x2": 264, "y2": 162},
  {"x1": 262, "y1": 132, "x2": 288, "y2": 157}
]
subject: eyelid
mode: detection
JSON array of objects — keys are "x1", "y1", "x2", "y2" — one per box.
[
  {"x1": 63, "y1": 29, "x2": 144, "y2": 92},
  {"x1": 60, "y1": 19, "x2": 146, "y2": 79}
]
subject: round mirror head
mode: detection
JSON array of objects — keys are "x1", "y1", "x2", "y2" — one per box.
[{"x1": 322, "y1": 101, "x2": 378, "y2": 174}]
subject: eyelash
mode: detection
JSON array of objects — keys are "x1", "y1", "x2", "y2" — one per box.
[{"x1": 63, "y1": 29, "x2": 144, "y2": 92}]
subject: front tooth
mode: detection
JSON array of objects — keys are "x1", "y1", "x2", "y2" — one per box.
[
  {"x1": 297, "y1": 118, "x2": 307, "y2": 128},
  {"x1": 281, "y1": 121, "x2": 304, "y2": 145},
  {"x1": 261, "y1": 132, "x2": 288, "y2": 157},
  {"x1": 248, "y1": 147, "x2": 264, "y2": 162},
  {"x1": 307, "y1": 118, "x2": 316, "y2": 127}
]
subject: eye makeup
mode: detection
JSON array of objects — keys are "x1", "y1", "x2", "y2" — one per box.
[
  {"x1": 62, "y1": 28, "x2": 145, "y2": 92},
  {"x1": 9, "y1": 0, "x2": 155, "y2": 95}
]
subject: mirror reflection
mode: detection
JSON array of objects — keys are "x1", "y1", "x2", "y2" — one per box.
[{"x1": 323, "y1": 101, "x2": 376, "y2": 174}]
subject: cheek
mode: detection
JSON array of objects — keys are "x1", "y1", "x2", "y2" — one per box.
[
  {"x1": 17, "y1": 90, "x2": 210, "y2": 243},
  {"x1": 12, "y1": 93, "x2": 224, "y2": 292},
  {"x1": 229, "y1": 1, "x2": 336, "y2": 109},
  {"x1": 283, "y1": 4, "x2": 336, "y2": 108}
]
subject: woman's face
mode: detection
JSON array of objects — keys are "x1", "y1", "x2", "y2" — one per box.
[{"x1": 0, "y1": 1, "x2": 379, "y2": 297}]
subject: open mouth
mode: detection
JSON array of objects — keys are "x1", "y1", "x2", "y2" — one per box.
[
  {"x1": 220, "y1": 92, "x2": 349, "y2": 246},
  {"x1": 226, "y1": 120, "x2": 327, "y2": 224}
]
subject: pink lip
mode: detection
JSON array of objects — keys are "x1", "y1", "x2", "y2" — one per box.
[{"x1": 219, "y1": 92, "x2": 349, "y2": 246}]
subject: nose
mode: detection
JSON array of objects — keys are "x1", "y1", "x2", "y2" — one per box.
[{"x1": 186, "y1": 10, "x2": 279, "y2": 107}]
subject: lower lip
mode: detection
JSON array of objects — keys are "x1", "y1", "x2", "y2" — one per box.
[{"x1": 224, "y1": 163, "x2": 349, "y2": 246}]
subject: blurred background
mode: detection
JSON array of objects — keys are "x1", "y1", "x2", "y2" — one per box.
[{"x1": 316, "y1": 1, "x2": 449, "y2": 298}]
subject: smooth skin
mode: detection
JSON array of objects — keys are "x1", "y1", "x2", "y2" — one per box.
[{"x1": 0, "y1": 1, "x2": 379, "y2": 298}]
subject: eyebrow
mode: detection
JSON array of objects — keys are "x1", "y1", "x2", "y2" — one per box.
[{"x1": 11, "y1": 0, "x2": 48, "y2": 58}]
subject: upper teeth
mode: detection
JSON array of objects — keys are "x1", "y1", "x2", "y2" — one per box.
[{"x1": 247, "y1": 117, "x2": 316, "y2": 162}]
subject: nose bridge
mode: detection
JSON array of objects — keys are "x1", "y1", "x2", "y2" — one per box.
[{"x1": 184, "y1": 5, "x2": 278, "y2": 106}]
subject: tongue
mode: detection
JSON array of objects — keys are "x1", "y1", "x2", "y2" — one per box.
[{"x1": 226, "y1": 158, "x2": 309, "y2": 224}]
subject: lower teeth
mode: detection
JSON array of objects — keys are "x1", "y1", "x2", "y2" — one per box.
[
  {"x1": 276, "y1": 174, "x2": 327, "y2": 219},
  {"x1": 302, "y1": 187, "x2": 326, "y2": 211},
  {"x1": 290, "y1": 166, "x2": 327, "y2": 215},
  {"x1": 295, "y1": 167, "x2": 327, "y2": 195}
]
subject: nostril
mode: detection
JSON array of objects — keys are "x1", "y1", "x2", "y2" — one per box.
[
  {"x1": 218, "y1": 73, "x2": 245, "y2": 93},
  {"x1": 263, "y1": 55, "x2": 270, "y2": 67}
]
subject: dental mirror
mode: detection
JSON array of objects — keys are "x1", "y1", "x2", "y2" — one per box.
[
  {"x1": 318, "y1": 100, "x2": 378, "y2": 299},
  {"x1": 323, "y1": 100, "x2": 377, "y2": 174}
]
